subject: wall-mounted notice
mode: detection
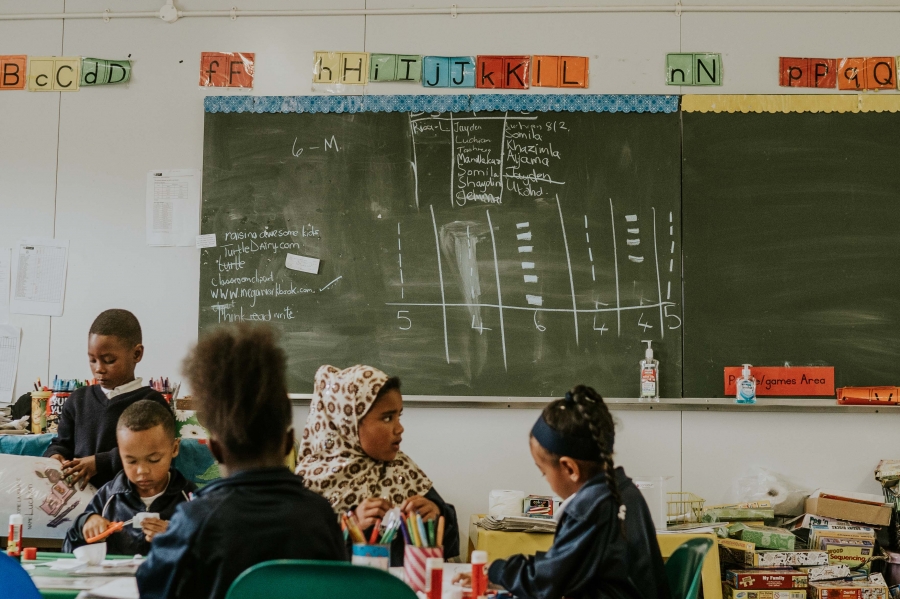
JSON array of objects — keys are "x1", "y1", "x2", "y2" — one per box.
[
  {"x1": 146, "y1": 170, "x2": 201, "y2": 247},
  {"x1": 10, "y1": 238, "x2": 68, "y2": 317},
  {"x1": 0, "y1": 324, "x2": 20, "y2": 402},
  {"x1": 0, "y1": 247, "x2": 10, "y2": 324}
]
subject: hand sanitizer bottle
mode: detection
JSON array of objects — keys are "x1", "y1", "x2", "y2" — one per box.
[
  {"x1": 639, "y1": 341, "x2": 659, "y2": 402},
  {"x1": 735, "y1": 364, "x2": 757, "y2": 404}
]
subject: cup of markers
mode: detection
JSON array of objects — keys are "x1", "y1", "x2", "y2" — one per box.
[
  {"x1": 344, "y1": 507, "x2": 402, "y2": 571},
  {"x1": 402, "y1": 512, "x2": 445, "y2": 593}
]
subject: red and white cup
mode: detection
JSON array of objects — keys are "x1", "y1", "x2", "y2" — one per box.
[{"x1": 403, "y1": 545, "x2": 443, "y2": 593}]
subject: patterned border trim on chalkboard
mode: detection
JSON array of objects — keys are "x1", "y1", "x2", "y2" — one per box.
[
  {"x1": 204, "y1": 94, "x2": 679, "y2": 114},
  {"x1": 682, "y1": 94, "x2": 900, "y2": 114}
]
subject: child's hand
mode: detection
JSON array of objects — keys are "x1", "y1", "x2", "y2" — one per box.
[
  {"x1": 83, "y1": 515, "x2": 110, "y2": 541},
  {"x1": 452, "y1": 572, "x2": 472, "y2": 587},
  {"x1": 401, "y1": 495, "x2": 440, "y2": 521},
  {"x1": 50, "y1": 454, "x2": 66, "y2": 465},
  {"x1": 355, "y1": 497, "x2": 392, "y2": 529},
  {"x1": 141, "y1": 518, "x2": 169, "y2": 543},
  {"x1": 63, "y1": 456, "x2": 97, "y2": 490}
]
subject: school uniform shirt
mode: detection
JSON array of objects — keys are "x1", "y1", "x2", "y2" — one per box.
[
  {"x1": 63, "y1": 468, "x2": 195, "y2": 556},
  {"x1": 43, "y1": 383, "x2": 169, "y2": 487},
  {"x1": 136, "y1": 467, "x2": 347, "y2": 599},
  {"x1": 489, "y1": 468, "x2": 670, "y2": 599}
]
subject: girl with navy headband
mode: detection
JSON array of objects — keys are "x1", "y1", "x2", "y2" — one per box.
[{"x1": 460, "y1": 385, "x2": 670, "y2": 599}]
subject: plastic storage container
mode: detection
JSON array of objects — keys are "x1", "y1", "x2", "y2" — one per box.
[{"x1": 633, "y1": 476, "x2": 671, "y2": 530}]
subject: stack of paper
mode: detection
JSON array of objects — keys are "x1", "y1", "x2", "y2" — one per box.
[{"x1": 477, "y1": 515, "x2": 556, "y2": 533}]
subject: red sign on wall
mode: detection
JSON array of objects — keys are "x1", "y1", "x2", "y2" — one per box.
[{"x1": 724, "y1": 366, "x2": 835, "y2": 397}]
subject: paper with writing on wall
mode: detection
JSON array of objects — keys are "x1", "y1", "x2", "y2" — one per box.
[
  {"x1": 10, "y1": 238, "x2": 69, "y2": 317},
  {"x1": 0, "y1": 325, "x2": 20, "y2": 403},
  {"x1": 196, "y1": 234, "x2": 217, "y2": 249},
  {"x1": 146, "y1": 170, "x2": 201, "y2": 247},
  {"x1": 0, "y1": 247, "x2": 11, "y2": 324},
  {"x1": 285, "y1": 253, "x2": 320, "y2": 274}
]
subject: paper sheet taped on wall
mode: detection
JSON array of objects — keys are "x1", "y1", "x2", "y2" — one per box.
[
  {"x1": 195, "y1": 234, "x2": 217, "y2": 249},
  {"x1": 285, "y1": 253, "x2": 320, "y2": 274},
  {"x1": 146, "y1": 170, "x2": 201, "y2": 247},
  {"x1": 0, "y1": 247, "x2": 10, "y2": 324},
  {"x1": 0, "y1": 324, "x2": 20, "y2": 403},
  {"x1": 10, "y1": 238, "x2": 69, "y2": 317}
]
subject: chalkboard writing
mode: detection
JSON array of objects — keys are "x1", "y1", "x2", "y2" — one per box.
[{"x1": 201, "y1": 110, "x2": 682, "y2": 397}]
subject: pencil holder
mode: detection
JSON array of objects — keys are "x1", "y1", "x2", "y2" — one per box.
[
  {"x1": 351, "y1": 544, "x2": 390, "y2": 571},
  {"x1": 404, "y1": 545, "x2": 443, "y2": 592}
]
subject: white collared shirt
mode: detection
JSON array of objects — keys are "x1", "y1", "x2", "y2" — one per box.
[
  {"x1": 101, "y1": 377, "x2": 144, "y2": 399},
  {"x1": 555, "y1": 494, "x2": 576, "y2": 522}
]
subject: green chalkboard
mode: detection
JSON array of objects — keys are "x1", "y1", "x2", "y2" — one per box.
[
  {"x1": 683, "y1": 112, "x2": 900, "y2": 397},
  {"x1": 200, "y1": 110, "x2": 682, "y2": 397}
]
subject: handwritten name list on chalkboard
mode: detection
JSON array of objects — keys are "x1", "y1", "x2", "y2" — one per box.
[{"x1": 200, "y1": 110, "x2": 682, "y2": 397}]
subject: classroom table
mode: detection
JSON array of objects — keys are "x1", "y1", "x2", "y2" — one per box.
[
  {"x1": 468, "y1": 516, "x2": 722, "y2": 599},
  {"x1": 25, "y1": 552, "x2": 136, "y2": 599}
]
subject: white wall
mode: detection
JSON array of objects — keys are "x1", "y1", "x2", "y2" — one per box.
[{"x1": 4, "y1": 0, "x2": 900, "y2": 553}]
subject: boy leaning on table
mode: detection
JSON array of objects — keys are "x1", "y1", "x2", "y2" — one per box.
[{"x1": 63, "y1": 400, "x2": 195, "y2": 556}]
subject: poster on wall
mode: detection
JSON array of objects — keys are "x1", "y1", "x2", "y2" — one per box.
[
  {"x1": 146, "y1": 170, "x2": 201, "y2": 247},
  {"x1": 10, "y1": 238, "x2": 69, "y2": 317},
  {"x1": 0, "y1": 454, "x2": 96, "y2": 539}
]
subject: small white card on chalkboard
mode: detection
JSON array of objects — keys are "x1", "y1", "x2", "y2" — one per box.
[{"x1": 285, "y1": 253, "x2": 320, "y2": 274}]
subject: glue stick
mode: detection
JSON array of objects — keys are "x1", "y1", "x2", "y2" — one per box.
[
  {"x1": 471, "y1": 550, "x2": 488, "y2": 598},
  {"x1": 426, "y1": 557, "x2": 443, "y2": 599},
  {"x1": 7, "y1": 514, "x2": 23, "y2": 559}
]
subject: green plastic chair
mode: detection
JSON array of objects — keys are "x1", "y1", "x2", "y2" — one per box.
[
  {"x1": 665, "y1": 538, "x2": 713, "y2": 599},
  {"x1": 224, "y1": 560, "x2": 418, "y2": 599}
]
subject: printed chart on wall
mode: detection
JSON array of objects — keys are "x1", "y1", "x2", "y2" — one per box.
[{"x1": 200, "y1": 106, "x2": 682, "y2": 397}]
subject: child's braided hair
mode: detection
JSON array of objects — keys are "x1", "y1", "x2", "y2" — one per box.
[{"x1": 541, "y1": 385, "x2": 625, "y2": 531}]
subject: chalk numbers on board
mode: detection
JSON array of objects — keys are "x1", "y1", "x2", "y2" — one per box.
[{"x1": 397, "y1": 310, "x2": 412, "y2": 331}]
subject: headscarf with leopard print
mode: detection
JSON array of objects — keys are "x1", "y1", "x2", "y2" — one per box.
[{"x1": 296, "y1": 364, "x2": 432, "y2": 513}]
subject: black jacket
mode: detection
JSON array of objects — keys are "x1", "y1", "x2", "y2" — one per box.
[
  {"x1": 136, "y1": 467, "x2": 347, "y2": 599},
  {"x1": 63, "y1": 468, "x2": 196, "y2": 556},
  {"x1": 355, "y1": 486, "x2": 460, "y2": 567},
  {"x1": 43, "y1": 384, "x2": 169, "y2": 487},
  {"x1": 489, "y1": 468, "x2": 670, "y2": 599}
]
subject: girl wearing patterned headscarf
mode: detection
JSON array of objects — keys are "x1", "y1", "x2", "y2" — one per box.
[{"x1": 296, "y1": 364, "x2": 459, "y2": 565}]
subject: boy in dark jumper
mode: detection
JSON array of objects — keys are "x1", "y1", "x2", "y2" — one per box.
[
  {"x1": 45, "y1": 309, "x2": 169, "y2": 489},
  {"x1": 64, "y1": 400, "x2": 195, "y2": 555}
]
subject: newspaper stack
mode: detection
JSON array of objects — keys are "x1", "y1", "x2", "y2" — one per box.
[{"x1": 477, "y1": 515, "x2": 557, "y2": 533}]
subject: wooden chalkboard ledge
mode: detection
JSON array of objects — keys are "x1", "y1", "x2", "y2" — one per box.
[{"x1": 288, "y1": 396, "x2": 900, "y2": 414}]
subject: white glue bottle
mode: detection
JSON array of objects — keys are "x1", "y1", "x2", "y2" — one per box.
[
  {"x1": 7, "y1": 513, "x2": 23, "y2": 559},
  {"x1": 639, "y1": 340, "x2": 660, "y2": 402},
  {"x1": 735, "y1": 364, "x2": 757, "y2": 405}
]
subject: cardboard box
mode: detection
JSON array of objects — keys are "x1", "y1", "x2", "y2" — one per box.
[
  {"x1": 720, "y1": 539, "x2": 828, "y2": 568},
  {"x1": 756, "y1": 550, "x2": 829, "y2": 568},
  {"x1": 740, "y1": 526, "x2": 797, "y2": 551},
  {"x1": 799, "y1": 565, "x2": 852, "y2": 582},
  {"x1": 817, "y1": 538, "x2": 874, "y2": 569},
  {"x1": 810, "y1": 581, "x2": 888, "y2": 599},
  {"x1": 720, "y1": 538, "x2": 757, "y2": 566},
  {"x1": 806, "y1": 495, "x2": 891, "y2": 527},
  {"x1": 703, "y1": 507, "x2": 776, "y2": 522},
  {"x1": 726, "y1": 569, "x2": 808, "y2": 590},
  {"x1": 724, "y1": 585, "x2": 807, "y2": 599},
  {"x1": 787, "y1": 514, "x2": 853, "y2": 531}
]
